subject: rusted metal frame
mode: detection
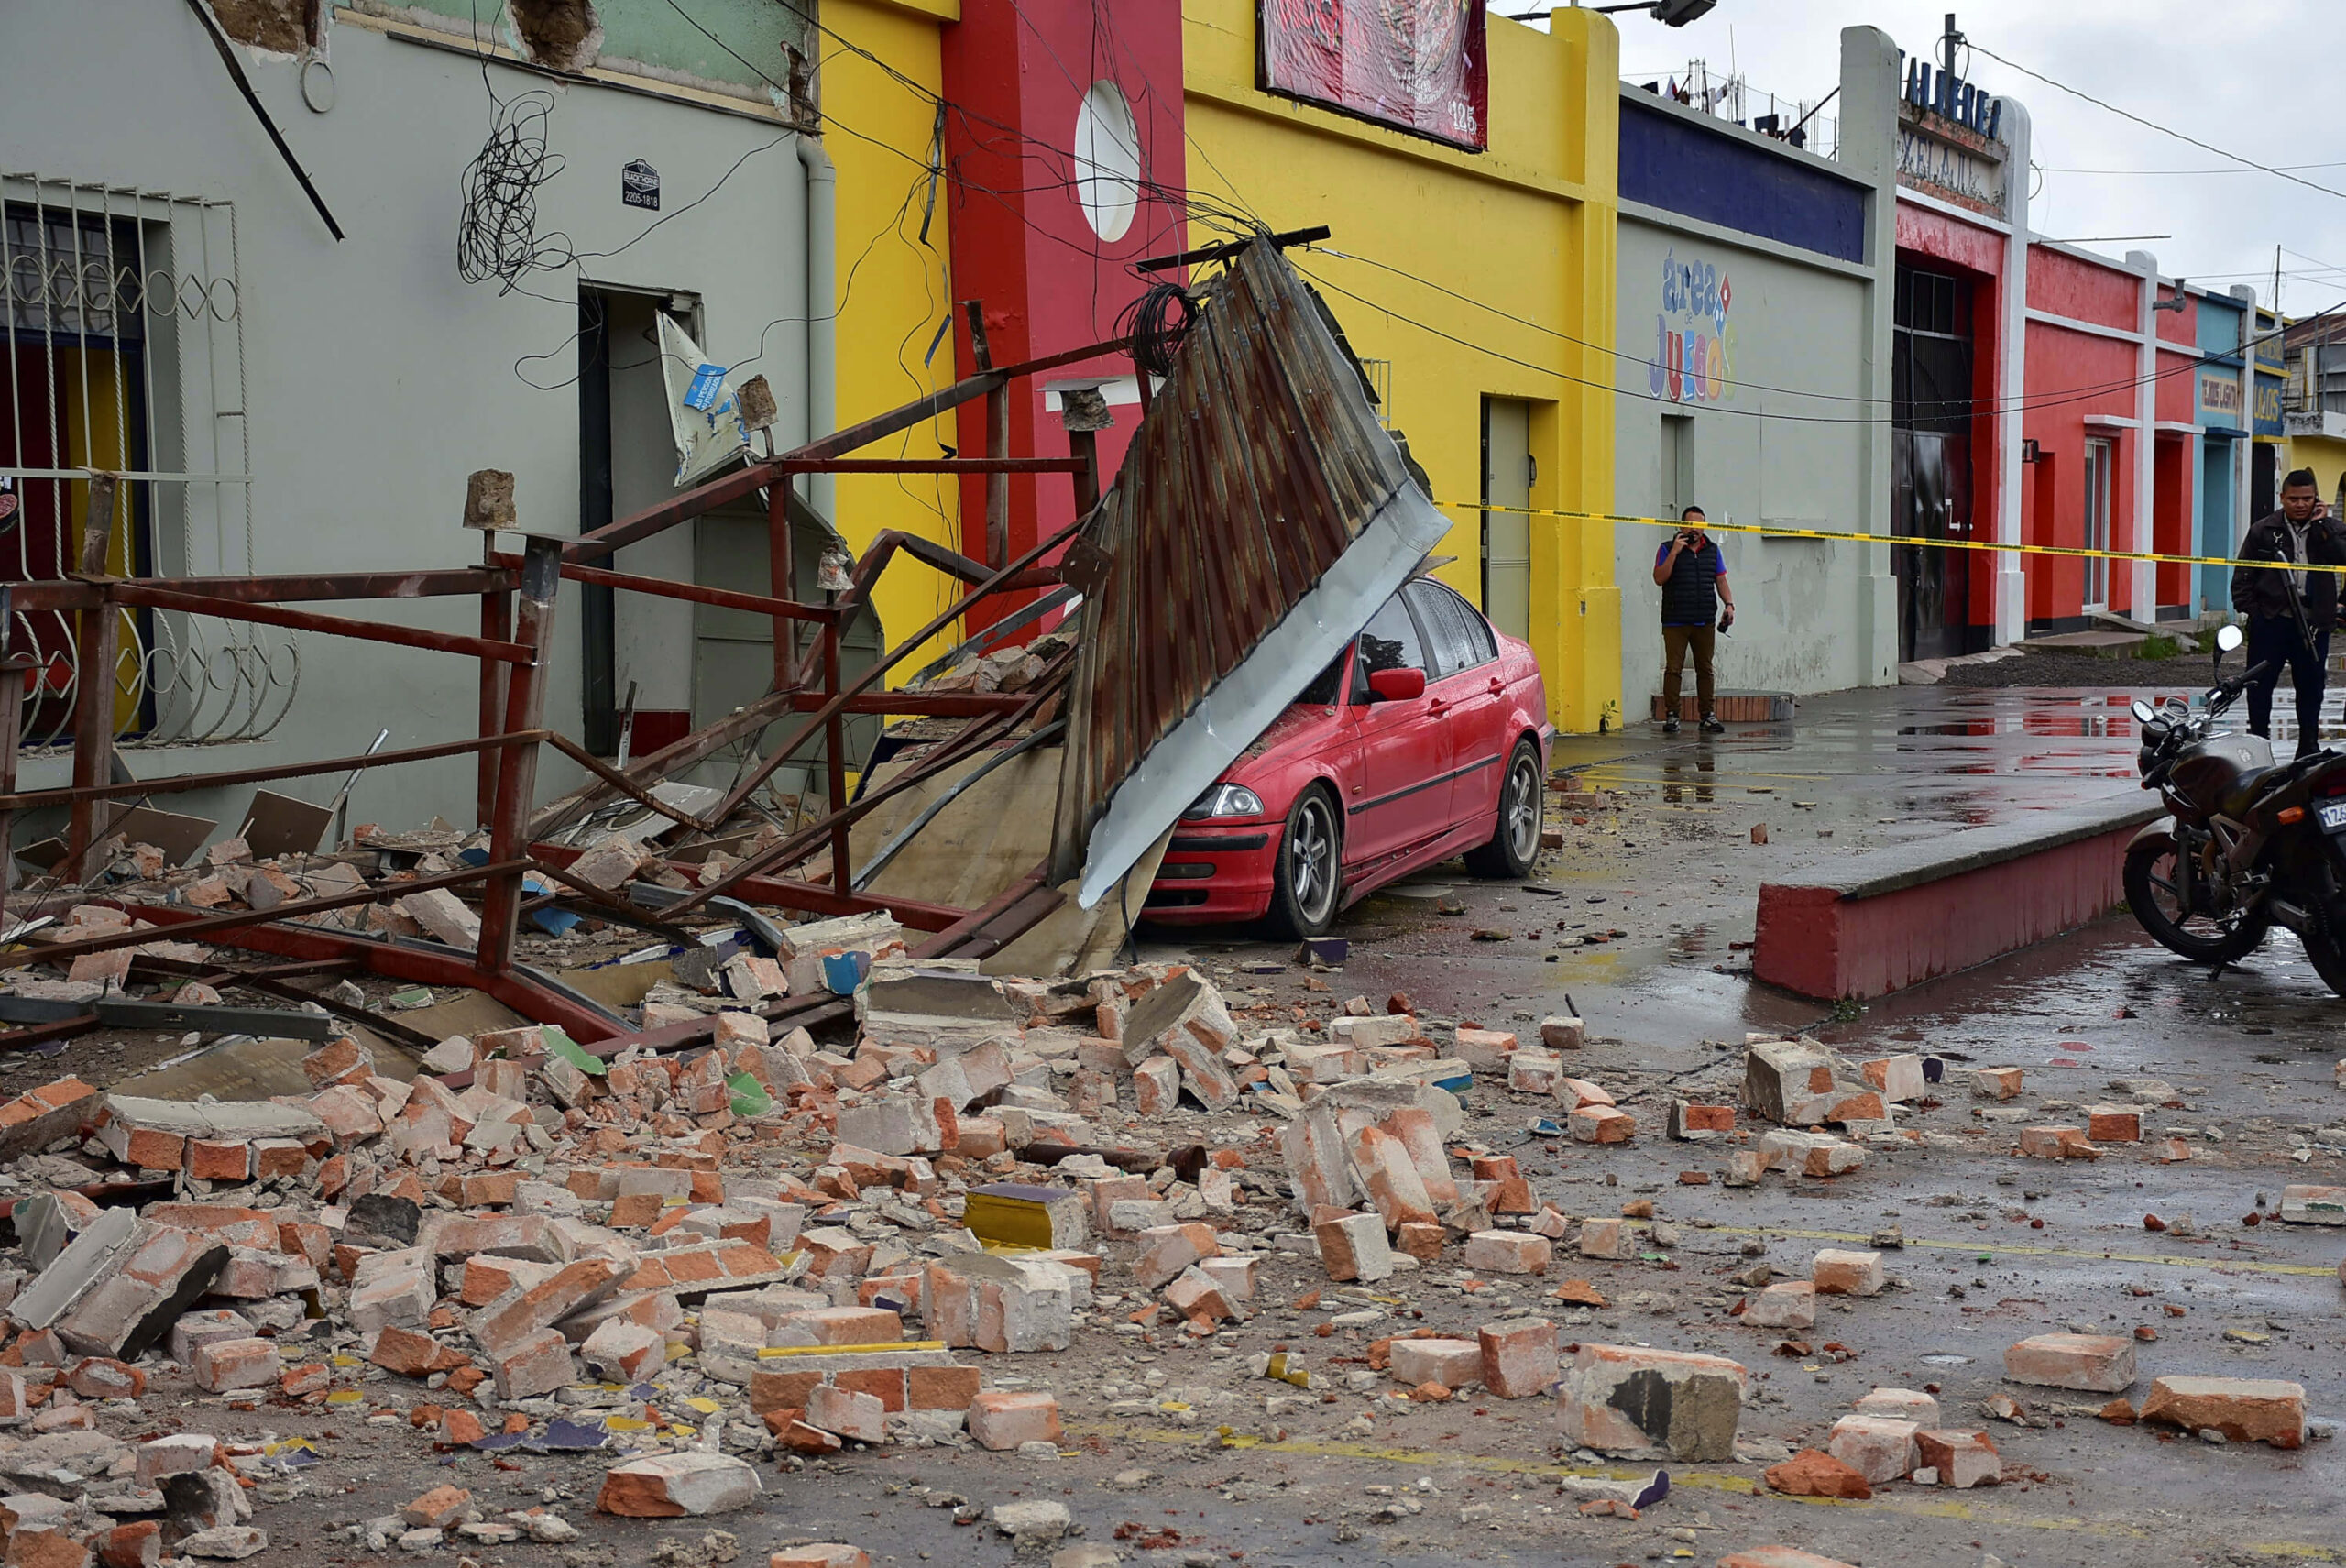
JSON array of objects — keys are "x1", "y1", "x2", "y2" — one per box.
[
  {"x1": 780, "y1": 692, "x2": 1028, "y2": 717},
  {"x1": 0, "y1": 1014, "x2": 100, "y2": 1052},
  {"x1": 821, "y1": 619, "x2": 850, "y2": 894},
  {"x1": 766, "y1": 476, "x2": 795, "y2": 696},
  {"x1": 674, "y1": 652, "x2": 1072, "y2": 918},
  {"x1": 7, "y1": 568, "x2": 517, "y2": 614},
  {"x1": 694, "y1": 515, "x2": 1091, "y2": 836},
  {"x1": 527, "y1": 687, "x2": 797, "y2": 842},
  {"x1": 949, "y1": 883, "x2": 1066, "y2": 960},
  {"x1": 0, "y1": 651, "x2": 32, "y2": 893},
  {"x1": 65, "y1": 605, "x2": 118, "y2": 873},
  {"x1": 479, "y1": 532, "x2": 514, "y2": 828},
  {"x1": 528, "y1": 841, "x2": 966, "y2": 933},
  {"x1": 564, "y1": 336, "x2": 1131, "y2": 565},
  {"x1": 110, "y1": 582, "x2": 532, "y2": 665},
  {"x1": 667, "y1": 709, "x2": 1019, "y2": 914},
  {"x1": 525, "y1": 556, "x2": 839, "y2": 627},
  {"x1": 0, "y1": 730, "x2": 549, "y2": 815},
  {"x1": 524, "y1": 860, "x2": 695, "y2": 942},
  {"x1": 129, "y1": 951, "x2": 441, "y2": 1051},
  {"x1": 3, "y1": 861, "x2": 524, "y2": 972},
  {"x1": 912, "y1": 866, "x2": 1050, "y2": 958},
  {"x1": 118, "y1": 903, "x2": 624, "y2": 1040},
  {"x1": 542, "y1": 733, "x2": 716, "y2": 834},
  {"x1": 777, "y1": 457, "x2": 1088, "y2": 475},
  {"x1": 1068, "y1": 426, "x2": 1102, "y2": 520},
  {"x1": 475, "y1": 538, "x2": 562, "y2": 976}
]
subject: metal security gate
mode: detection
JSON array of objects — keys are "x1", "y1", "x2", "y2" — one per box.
[{"x1": 0, "y1": 175, "x2": 292, "y2": 751}]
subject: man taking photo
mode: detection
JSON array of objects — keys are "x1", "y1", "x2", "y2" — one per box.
[
  {"x1": 2232, "y1": 468, "x2": 2346, "y2": 760},
  {"x1": 1652, "y1": 505, "x2": 1736, "y2": 736}
]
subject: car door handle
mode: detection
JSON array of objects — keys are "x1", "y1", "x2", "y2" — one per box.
[
  {"x1": 1428, "y1": 701, "x2": 1449, "y2": 718},
  {"x1": 1485, "y1": 676, "x2": 1504, "y2": 693}
]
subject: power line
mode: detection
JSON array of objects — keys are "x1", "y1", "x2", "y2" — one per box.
[
  {"x1": 1299, "y1": 244, "x2": 2329, "y2": 419},
  {"x1": 1969, "y1": 43, "x2": 2346, "y2": 205},
  {"x1": 1290, "y1": 258, "x2": 2346, "y2": 431},
  {"x1": 2042, "y1": 160, "x2": 2346, "y2": 176}
]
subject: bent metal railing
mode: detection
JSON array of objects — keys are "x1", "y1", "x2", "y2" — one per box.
[{"x1": 0, "y1": 334, "x2": 1124, "y2": 1058}]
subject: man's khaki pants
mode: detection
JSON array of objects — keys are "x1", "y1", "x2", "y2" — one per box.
[{"x1": 1662, "y1": 624, "x2": 1716, "y2": 719}]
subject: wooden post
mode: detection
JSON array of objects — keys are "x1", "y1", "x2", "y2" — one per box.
[
  {"x1": 822, "y1": 617, "x2": 850, "y2": 894},
  {"x1": 768, "y1": 478, "x2": 795, "y2": 690},
  {"x1": 963, "y1": 302, "x2": 1010, "y2": 568},
  {"x1": 476, "y1": 535, "x2": 561, "y2": 975},
  {"x1": 477, "y1": 529, "x2": 511, "y2": 829},
  {"x1": 66, "y1": 476, "x2": 119, "y2": 872}
]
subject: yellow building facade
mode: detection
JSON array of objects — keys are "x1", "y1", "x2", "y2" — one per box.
[
  {"x1": 1180, "y1": 4, "x2": 1622, "y2": 733},
  {"x1": 820, "y1": 3, "x2": 1622, "y2": 732}
]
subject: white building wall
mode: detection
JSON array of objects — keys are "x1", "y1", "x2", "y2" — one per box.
[{"x1": 0, "y1": 0, "x2": 812, "y2": 839}]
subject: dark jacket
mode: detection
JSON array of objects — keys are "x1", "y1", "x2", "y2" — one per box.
[
  {"x1": 2231, "y1": 510, "x2": 2346, "y2": 625},
  {"x1": 1659, "y1": 536, "x2": 1725, "y2": 627}
]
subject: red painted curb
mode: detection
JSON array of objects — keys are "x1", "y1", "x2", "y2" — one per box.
[{"x1": 1754, "y1": 814, "x2": 2148, "y2": 1001}]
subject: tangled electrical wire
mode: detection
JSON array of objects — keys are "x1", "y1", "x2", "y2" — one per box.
[
  {"x1": 456, "y1": 89, "x2": 572, "y2": 293},
  {"x1": 1121, "y1": 280, "x2": 1197, "y2": 379}
]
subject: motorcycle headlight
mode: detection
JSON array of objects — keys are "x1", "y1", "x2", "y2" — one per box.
[{"x1": 1183, "y1": 783, "x2": 1265, "y2": 819}]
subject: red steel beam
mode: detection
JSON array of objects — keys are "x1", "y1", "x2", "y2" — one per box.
[
  {"x1": 112, "y1": 584, "x2": 532, "y2": 664},
  {"x1": 118, "y1": 903, "x2": 624, "y2": 1040},
  {"x1": 6, "y1": 568, "x2": 515, "y2": 613},
  {"x1": 530, "y1": 842, "x2": 966, "y2": 933},
  {"x1": 774, "y1": 457, "x2": 1089, "y2": 475},
  {"x1": 566, "y1": 336, "x2": 1129, "y2": 563},
  {"x1": 529, "y1": 557, "x2": 838, "y2": 625}
]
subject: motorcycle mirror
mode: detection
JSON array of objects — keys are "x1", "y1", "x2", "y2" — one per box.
[
  {"x1": 2131, "y1": 698, "x2": 2157, "y2": 724},
  {"x1": 2215, "y1": 623, "x2": 2245, "y2": 654}
]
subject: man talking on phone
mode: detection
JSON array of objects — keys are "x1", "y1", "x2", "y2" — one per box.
[{"x1": 1651, "y1": 505, "x2": 1736, "y2": 736}]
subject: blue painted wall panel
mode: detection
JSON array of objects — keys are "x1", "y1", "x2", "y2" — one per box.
[{"x1": 1618, "y1": 99, "x2": 1867, "y2": 264}]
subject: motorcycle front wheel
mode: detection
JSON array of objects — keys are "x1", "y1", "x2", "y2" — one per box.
[
  {"x1": 2299, "y1": 930, "x2": 2346, "y2": 998},
  {"x1": 2123, "y1": 835, "x2": 2269, "y2": 965}
]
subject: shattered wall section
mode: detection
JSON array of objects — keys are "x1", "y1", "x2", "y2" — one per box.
[{"x1": 209, "y1": 0, "x2": 316, "y2": 53}]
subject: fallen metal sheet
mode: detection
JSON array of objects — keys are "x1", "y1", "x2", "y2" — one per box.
[
  {"x1": 93, "y1": 998, "x2": 334, "y2": 1040},
  {"x1": 1049, "y1": 238, "x2": 1452, "y2": 907},
  {"x1": 238, "y1": 789, "x2": 335, "y2": 860}
]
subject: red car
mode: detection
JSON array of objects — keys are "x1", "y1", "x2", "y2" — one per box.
[{"x1": 1142, "y1": 575, "x2": 1552, "y2": 937}]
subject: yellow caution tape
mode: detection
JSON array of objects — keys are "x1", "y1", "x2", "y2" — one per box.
[{"x1": 1441, "y1": 498, "x2": 2346, "y2": 576}]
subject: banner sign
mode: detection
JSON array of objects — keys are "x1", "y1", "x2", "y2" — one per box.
[
  {"x1": 2197, "y1": 369, "x2": 2243, "y2": 430},
  {"x1": 1259, "y1": 0, "x2": 1488, "y2": 152}
]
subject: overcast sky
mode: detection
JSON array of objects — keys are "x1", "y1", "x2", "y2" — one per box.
[{"x1": 1558, "y1": 0, "x2": 2346, "y2": 318}]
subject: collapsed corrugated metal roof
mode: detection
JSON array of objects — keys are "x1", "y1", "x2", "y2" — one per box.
[{"x1": 1049, "y1": 237, "x2": 1453, "y2": 908}]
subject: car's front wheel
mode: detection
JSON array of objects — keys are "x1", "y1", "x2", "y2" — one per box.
[
  {"x1": 1268, "y1": 786, "x2": 1343, "y2": 938},
  {"x1": 1464, "y1": 740, "x2": 1544, "y2": 878}
]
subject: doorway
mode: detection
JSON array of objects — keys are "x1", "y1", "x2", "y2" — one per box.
[
  {"x1": 1891, "y1": 262, "x2": 1981, "y2": 662},
  {"x1": 2082, "y1": 438, "x2": 2114, "y2": 610},
  {"x1": 1481, "y1": 398, "x2": 1531, "y2": 641}
]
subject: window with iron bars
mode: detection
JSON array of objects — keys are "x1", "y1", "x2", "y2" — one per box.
[{"x1": 1, "y1": 178, "x2": 293, "y2": 751}]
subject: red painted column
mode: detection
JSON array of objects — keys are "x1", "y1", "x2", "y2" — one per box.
[{"x1": 941, "y1": 0, "x2": 1188, "y2": 631}]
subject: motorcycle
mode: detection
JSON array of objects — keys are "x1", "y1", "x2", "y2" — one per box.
[{"x1": 2124, "y1": 621, "x2": 2346, "y2": 994}]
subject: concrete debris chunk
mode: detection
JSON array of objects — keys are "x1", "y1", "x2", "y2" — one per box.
[
  {"x1": 595, "y1": 1453, "x2": 762, "y2": 1517},
  {"x1": 1556, "y1": 1343, "x2": 1745, "y2": 1461}
]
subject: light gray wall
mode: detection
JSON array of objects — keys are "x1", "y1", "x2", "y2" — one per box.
[
  {"x1": 1, "y1": 0, "x2": 810, "y2": 843},
  {"x1": 1614, "y1": 220, "x2": 1879, "y2": 712},
  {"x1": 1613, "y1": 28, "x2": 1903, "y2": 719}
]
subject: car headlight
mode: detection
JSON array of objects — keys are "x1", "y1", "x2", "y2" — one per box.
[{"x1": 1182, "y1": 783, "x2": 1265, "y2": 819}]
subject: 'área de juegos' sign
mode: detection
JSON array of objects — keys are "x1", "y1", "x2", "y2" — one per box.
[{"x1": 1259, "y1": 0, "x2": 1489, "y2": 152}]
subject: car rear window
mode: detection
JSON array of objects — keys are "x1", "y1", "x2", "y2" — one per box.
[{"x1": 1408, "y1": 580, "x2": 1496, "y2": 677}]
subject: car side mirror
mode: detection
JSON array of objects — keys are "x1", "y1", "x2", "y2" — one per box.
[{"x1": 1366, "y1": 668, "x2": 1426, "y2": 703}]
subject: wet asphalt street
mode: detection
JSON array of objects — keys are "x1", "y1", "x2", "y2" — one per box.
[{"x1": 1092, "y1": 684, "x2": 2346, "y2": 1566}]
